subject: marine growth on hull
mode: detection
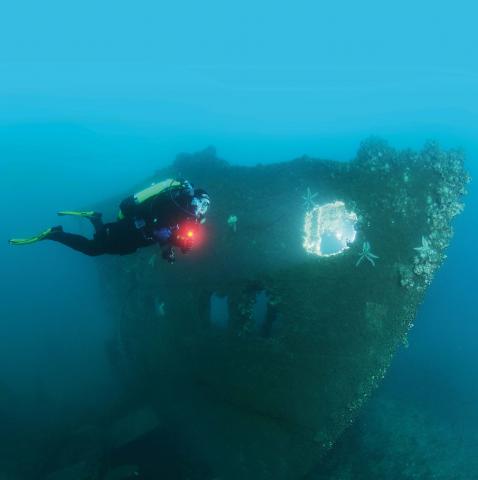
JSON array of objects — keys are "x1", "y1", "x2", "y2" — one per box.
[{"x1": 97, "y1": 138, "x2": 469, "y2": 480}]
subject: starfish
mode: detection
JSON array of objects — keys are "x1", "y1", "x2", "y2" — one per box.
[
  {"x1": 356, "y1": 241, "x2": 379, "y2": 267},
  {"x1": 303, "y1": 187, "x2": 318, "y2": 210},
  {"x1": 414, "y1": 236, "x2": 433, "y2": 258},
  {"x1": 227, "y1": 215, "x2": 238, "y2": 232}
]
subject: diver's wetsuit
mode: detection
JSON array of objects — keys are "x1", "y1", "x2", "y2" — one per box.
[{"x1": 47, "y1": 187, "x2": 199, "y2": 256}]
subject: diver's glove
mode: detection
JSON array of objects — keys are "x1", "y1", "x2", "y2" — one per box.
[{"x1": 153, "y1": 227, "x2": 172, "y2": 245}]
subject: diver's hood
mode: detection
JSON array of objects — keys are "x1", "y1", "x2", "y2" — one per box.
[{"x1": 191, "y1": 192, "x2": 210, "y2": 217}]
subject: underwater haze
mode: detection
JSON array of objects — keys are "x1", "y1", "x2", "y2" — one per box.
[{"x1": 1, "y1": 0, "x2": 477, "y2": 478}]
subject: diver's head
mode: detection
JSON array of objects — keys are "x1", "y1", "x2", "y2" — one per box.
[{"x1": 191, "y1": 189, "x2": 210, "y2": 219}]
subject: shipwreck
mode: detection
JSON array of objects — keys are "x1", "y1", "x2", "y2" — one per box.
[{"x1": 96, "y1": 138, "x2": 469, "y2": 479}]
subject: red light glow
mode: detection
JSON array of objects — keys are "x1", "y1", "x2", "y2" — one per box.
[{"x1": 178, "y1": 221, "x2": 205, "y2": 250}]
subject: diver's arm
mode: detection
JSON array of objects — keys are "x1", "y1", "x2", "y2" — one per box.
[
  {"x1": 153, "y1": 225, "x2": 192, "y2": 250},
  {"x1": 153, "y1": 226, "x2": 174, "y2": 245},
  {"x1": 153, "y1": 225, "x2": 192, "y2": 264}
]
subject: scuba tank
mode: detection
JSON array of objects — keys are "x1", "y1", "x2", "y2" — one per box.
[{"x1": 117, "y1": 178, "x2": 190, "y2": 220}]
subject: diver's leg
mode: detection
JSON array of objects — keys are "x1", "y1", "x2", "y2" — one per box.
[
  {"x1": 88, "y1": 212, "x2": 104, "y2": 233},
  {"x1": 46, "y1": 229, "x2": 105, "y2": 256},
  {"x1": 57, "y1": 211, "x2": 104, "y2": 232}
]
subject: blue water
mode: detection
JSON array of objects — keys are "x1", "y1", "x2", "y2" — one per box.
[{"x1": 1, "y1": 1, "x2": 477, "y2": 477}]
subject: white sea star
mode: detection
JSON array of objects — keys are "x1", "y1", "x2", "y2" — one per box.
[
  {"x1": 303, "y1": 187, "x2": 318, "y2": 210},
  {"x1": 356, "y1": 241, "x2": 379, "y2": 267},
  {"x1": 227, "y1": 215, "x2": 238, "y2": 232},
  {"x1": 414, "y1": 236, "x2": 433, "y2": 258}
]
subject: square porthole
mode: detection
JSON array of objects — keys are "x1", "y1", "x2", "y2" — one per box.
[{"x1": 209, "y1": 293, "x2": 229, "y2": 329}]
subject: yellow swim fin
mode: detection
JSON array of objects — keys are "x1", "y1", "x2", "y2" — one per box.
[
  {"x1": 9, "y1": 227, "x2": 56, "y2": 246},
  {"x1": 57, "y1": 210, "x2": 98, "y2": 218}
]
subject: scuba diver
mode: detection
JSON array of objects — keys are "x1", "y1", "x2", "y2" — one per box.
[{"x1": 9, "y1": 179, "x2": 210, "y2": 264}]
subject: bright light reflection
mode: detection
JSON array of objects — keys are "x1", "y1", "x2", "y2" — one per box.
[{"x1": 303, "y1": 201, "x2": 357, "y2": 257}]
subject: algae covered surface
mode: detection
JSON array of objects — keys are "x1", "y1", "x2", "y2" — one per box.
[{"x1": 98, "y1": 138, "x2": 469, "y2": 479}]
